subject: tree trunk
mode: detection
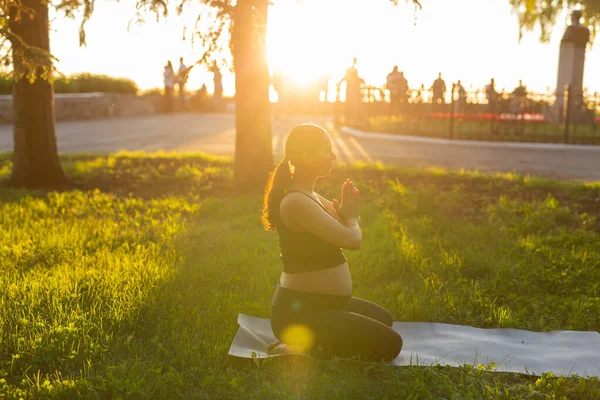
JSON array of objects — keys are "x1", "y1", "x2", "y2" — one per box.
[
  {"x1": 231, "y1": 0, "x2": 273, "y2": 191},
  {"x1": 8, "y1": 0, "x2": 68, "y2": 188}
]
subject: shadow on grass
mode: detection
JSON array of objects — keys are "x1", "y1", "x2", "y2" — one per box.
[
  {"x1": 74, "y1": 195, "x2": 281, "y2": 398},
  {"x1": 1, "y1": 151, "x2": 598, "y2": 210},
  {"x1": 0, "y1": 152, "x2": 237, "y2": 201}
]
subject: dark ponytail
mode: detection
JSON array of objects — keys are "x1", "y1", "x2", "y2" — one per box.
[{"x1": 262, "y1": 158, "x2": 292, "y2": 231}]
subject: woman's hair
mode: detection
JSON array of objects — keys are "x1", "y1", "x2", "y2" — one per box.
[{"x1": 262, "y1": 123, "x2": 328, "y2": 231}]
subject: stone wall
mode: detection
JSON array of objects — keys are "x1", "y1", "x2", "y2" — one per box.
[{"x1": 0, "y1": 93, "x2": 164, "y2": 124}]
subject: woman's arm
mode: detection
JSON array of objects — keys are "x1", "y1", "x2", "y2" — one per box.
[{"x1": 281, "y1": 193, "x2": 361, "y2": 250}]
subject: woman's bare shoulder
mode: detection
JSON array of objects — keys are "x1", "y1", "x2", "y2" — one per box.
[
  {"x1": 280, "y1": 192, "x2": 313, "y2": 230},
  {"x1": 280, "y1": 192, "x2": 309, "y2": 214}
]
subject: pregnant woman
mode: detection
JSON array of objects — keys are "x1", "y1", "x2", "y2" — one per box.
[{"x1": 262, "y1": 123, "x2": 403, "y2": 362}]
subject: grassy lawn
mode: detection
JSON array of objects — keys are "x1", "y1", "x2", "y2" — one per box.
[
  {"x1": 368, "y1": 116, "x2": 600, "y2": 145},
  {"x1": 0, "y1": 152, "x2": 599, "y2": 399}
]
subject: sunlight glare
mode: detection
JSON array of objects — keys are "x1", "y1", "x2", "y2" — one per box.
[
  {"x1": 281, "y1": 324, "x2": 315, "y2": 350},
  {"x1": 49, "y1": 0, "x2": 600, "y2": 93}
]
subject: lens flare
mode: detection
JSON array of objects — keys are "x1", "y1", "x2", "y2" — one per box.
[{"x1": 281, "y1": 324, "x2": 315, "y2": 351}]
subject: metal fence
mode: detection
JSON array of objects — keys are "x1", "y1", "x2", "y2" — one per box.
[{"x1": 338, "y1": 85, "x2": 600, "y2": 145}]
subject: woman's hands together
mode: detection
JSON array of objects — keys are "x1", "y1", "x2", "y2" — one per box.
[{"x1": 333, "y1": 178, "x2": 360, "y2": 223}]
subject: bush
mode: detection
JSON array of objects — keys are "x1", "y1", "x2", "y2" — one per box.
[
  {"x1": 140, "y1": 87, "x2": 163, "y2": 96},
  {"x1": 0, "y1": 73, "x2": 139, "y2": 95},
  {"x1": 0, "y1": 74, "x2": 11, "y2": 95},
  {"x1": 54, "y1": 73, "x2": 138, "y2": 94}
]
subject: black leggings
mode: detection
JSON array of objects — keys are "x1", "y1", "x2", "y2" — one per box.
[{"x1": 270, "y1": 284, "x2": 403, "y2": 362}]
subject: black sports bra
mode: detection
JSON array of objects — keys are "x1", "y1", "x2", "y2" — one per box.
[{"x1": 277, "y1": 189, "x2": 347, "y2": 274}]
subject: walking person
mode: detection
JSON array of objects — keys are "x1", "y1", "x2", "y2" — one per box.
[
  {"x1": 272, "y1": 67, "x2": 287, "y2": 117},
  {"x1": 486, "y1": 78, "x2": 499, "y2": 133},
  {"x1": 264, "y1": 123, "x2": 403, "y2": 362},
  {"x1": 455, "y1": 80, "x2": 467, "y2": 114},
  {"x1": 177, "y1": 57, "x2": 190, "y2": 110},
  {"x1": 511, "y1": 80, "x2": 528, "y2": 133},
  {"x1": 163, "y1": 61, "x2": 175, "y2": 113},
  {"x1": 338, "y1": 58, "x2": 365, "y2": 127},
  {"x1": 431, "y1": 73, "x2": 447, "y2": 111},
  {"x1": 212, "y1": 62, "x2": 223, "y2": 112},
  {"x1": 386, "y1": 66, "x2": 408, "y2": 117},
  {"x1": 511, "y1": 80, "x2": 527, "y2": 113},
  {"x1": 486, "y1": 78, "x2": 498, "y2": 113}
]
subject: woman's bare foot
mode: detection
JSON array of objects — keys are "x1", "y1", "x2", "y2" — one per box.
[
  {"x1": 266, "y1": 340, "x2": 309, "y2": 355},
  {"x1": 266, "y1": 340, "x2": 281, "y2": 353}
]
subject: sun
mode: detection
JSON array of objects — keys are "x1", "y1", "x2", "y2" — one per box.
[
  {"x1": 267, "y1": 1, "x2": 344, "y2": 87},
  {"x1": 265, "y1": 0, "x2": 410, "y2": 97}
]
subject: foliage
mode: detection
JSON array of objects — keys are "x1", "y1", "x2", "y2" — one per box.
[
  {"x1": 53, "y1": 73, "x2": 139, "y2": 94},
  {"x1": 0, "y1": 152, "x2": 599, "y2": 398},
  {"x1": 1, "y1": 0, "x2": 96, "y2": 82},
  {"x1": 140, "y1": 87, "x2": 164, "y2": 96},
  {"x1": 2, "y1": 1, "x2": 53, "y2": 81},
  {"x1": 510, "y1": 0, "x2": 600, "y2": 42},
  {"x1": 0, "y1": 73, "x2": 138, "y2": 95}
]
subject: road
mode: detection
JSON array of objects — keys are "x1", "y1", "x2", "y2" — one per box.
[{"x1": 1, "y1": 113, "x2": 599, "y2": 181}]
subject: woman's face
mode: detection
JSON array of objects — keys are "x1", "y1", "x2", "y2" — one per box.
[
  {"x1": 312, "y1": 133, "x2": 336, "y2": 177},
  {"x1": 289, "y1": 129, "x2": 336, "y2": 177}
]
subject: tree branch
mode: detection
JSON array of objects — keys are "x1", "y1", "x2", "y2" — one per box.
[{"x1": 510, "y1": 0, "x2": 598, "y2": 43}]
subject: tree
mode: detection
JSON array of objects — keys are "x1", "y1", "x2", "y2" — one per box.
[
  {"x1": 510, "y1": 0, "x2": 600, "y2": 42},
  {"x1": 5, "y1": 0, "x2": 64, "y2": 187},
  {"x1": 1, "y1": 0, "x2": 96, "y2": 188},
  {"x1": 230, "y1": 0, "x2": 273, "y2": 190}
]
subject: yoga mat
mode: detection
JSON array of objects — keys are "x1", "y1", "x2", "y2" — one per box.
[{"x1": 229, "y1": 314, "x2": 600, "y2": 378}]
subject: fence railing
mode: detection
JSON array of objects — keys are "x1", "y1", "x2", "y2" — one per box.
[{"x1": 337, "y1": 85, "x2": 600, "y2": 145}]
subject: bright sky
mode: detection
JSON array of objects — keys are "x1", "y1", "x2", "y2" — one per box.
[{"x1": 50, "y1": 0, "x2": 600, "y2": 97}]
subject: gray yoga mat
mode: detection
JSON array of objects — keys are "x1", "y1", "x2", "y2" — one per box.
[{"x1": 229, "y1": 314, "x2": 600, "y2": 378}]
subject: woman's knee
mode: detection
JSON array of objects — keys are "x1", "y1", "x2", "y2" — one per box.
[
  {"x1": 379, "y1": 308, "x2": 394, "y2": 327},
  {"x1": 389, "y1": 330, "x2": 403, "y2": 359},
  {"x1": 347, "y1": 298, "x2": 395, "y2": 327},
  {"x1": 352, "y1": 322, "x2": 403, "y2": 362},
  {"x1": 374, "y1": 329, "x2": 403, "y2": 362}
]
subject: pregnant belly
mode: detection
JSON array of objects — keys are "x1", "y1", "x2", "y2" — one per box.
[{"x1": 279, "y1": 262, "x2": 352, "y2": 296}]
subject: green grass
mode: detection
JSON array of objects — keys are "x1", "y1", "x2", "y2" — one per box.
[
  {"x1": 0, "y1": 153, "x2": 599, "y2": 399},
  {"x1": 369, "y1": 115, "x2": 600, "y2": 145}
]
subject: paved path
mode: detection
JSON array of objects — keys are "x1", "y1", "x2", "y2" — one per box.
[{"x1": 0, "y1": 113, "x2": 599, "y2": 181}]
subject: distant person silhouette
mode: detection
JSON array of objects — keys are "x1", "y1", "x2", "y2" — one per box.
[
  {"x1": 431, "y1": 73, "x2": 446, "y2": 109},
  {"x1": 486, "y1": 78, "x2": 498, "y2": 113},
  {"x1": 318, "y1": 73, "x2": 330, "y2": 102},
  {"x1": 338, "y1": 58, "x2": 365, "y2": 126},
  {"x1": 512, "y1": 80, "x2": 527, "y2": 111},
  {"x1": 386, "y1": 66, "x2": 408, "y2": 116},
  {"x1": 512, "y1": 80, "x2": 527, "y2": 98},
  {"x1": 486, "y1": 78, "x2": 500, "y2": 132},
  {"x1": 163, "y1": 61, "x2": 175, "y2": 113},
  {"x1": 507, "y1": 79, "x2": 526, "y2": 118},
  {"x1": 177, "y1": 57, "x2": 190, "y2": 109},
  {"x1": 454, "y1": 80, "x2": 467, "y2": 114},
  {"x1": 272, "y1": 67, "x2": 288, "y2": 117},
  {"x1": 191, "y1": 84, "x2": 209, "y2": 111},
  {"x1": 212, "y1": 62, "x2": 223, "y2": 112}
]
